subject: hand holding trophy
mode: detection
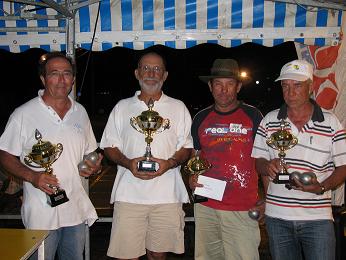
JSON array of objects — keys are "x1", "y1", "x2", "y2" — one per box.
[
  {"x1": 130, "y1": 99, "x2": 170, "y2": 172},
  {"x1": 266, "y1": 119, "x2": 298, "y2": 185},
  {"x1": 185, "y1": 151, "x2": 212, "y2": 203},
  {"x1": 24, "y1": 129, "x2": 69, "y2": 207}
]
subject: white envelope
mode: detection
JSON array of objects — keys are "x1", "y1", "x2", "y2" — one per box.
[{"x1": 194, "y1": 175, "x2": 226, "y2": 201}]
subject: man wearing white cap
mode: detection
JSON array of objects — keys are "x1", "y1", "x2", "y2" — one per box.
[{"x1": 251, "y1": 59, "x2": 346, "y2": 260}]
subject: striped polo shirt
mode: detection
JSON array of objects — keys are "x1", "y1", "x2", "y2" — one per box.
[{"x1": 251, "y1": 100, "x2": 346, "y2": 220}]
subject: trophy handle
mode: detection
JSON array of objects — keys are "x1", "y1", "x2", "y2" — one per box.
[
  {"x1": 153, "y1": 119, "x2": 170, "y2": 135},
  {"x1": 286, "y1": 137, "x2": 298, "y2": 149},
  {"x1": 266, "y1": 139, "x2": 277, "y2": 150},
  {"x1": 48, "y1": 143, "x2": 63, "y2": 166},
  {"x1": 24, "y1": 156, "x2": 42, "y2": 168},
  {"x1": 130, "y1": 118, "x2": 145, "y2": 134}
]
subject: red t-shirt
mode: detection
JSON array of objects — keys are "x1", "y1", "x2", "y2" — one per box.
[{"x1": 191, "y1": 102, "x2": 262, "y2": 210}]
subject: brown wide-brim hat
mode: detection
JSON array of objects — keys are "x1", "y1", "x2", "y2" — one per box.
[{"x1": 199, "y1": 58, "x2": 241, "y2": 83}]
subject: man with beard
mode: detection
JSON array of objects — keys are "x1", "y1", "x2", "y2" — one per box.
[{"x1": 100, "y1": 52, "x2": 193, "y2": 260}]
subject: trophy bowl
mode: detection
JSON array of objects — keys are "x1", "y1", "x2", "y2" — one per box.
[
  {"x1": 25, "y1": 139, "x2": 62, "y2": 172},
  {"x1": 184, "y1": 154, "x2": 212, "y2": 203},
  {"x1": 130, "y1": 99, "x2": 170, "y2": 172},
  {"x1": 266, "y1": 119, "x2": 298, "y2": 184},
  {"x1": 136, "y1": 109, "x2": 164, "y2": 133},
  {"x1": 184, "y1": 156, "x2": 212, "y2": 176},
  {"x1": 24, "y1": 129, "x2": 69, "y2": 207}
]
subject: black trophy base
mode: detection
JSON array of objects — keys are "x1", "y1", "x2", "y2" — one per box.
[
  {"x1": 273, "y1": 173, "x2": 290, "y2": 184},
  {"x1": 47, "y1": 189, "x2": 69, "y2": 207},
  {"x1": 193, "y1": 194, "x2": 208, "y2": 203},
  {"x1": 138, "y1": 160, "x2": 158, "y2": 172}
]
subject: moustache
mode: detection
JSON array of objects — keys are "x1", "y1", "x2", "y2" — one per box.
[{"x1": 143, "y1": 77, "x2": 159, "y2": 82}]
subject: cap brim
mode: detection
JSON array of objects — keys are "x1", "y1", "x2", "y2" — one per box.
[
  {"x1": 199, "y1": 75, "x2": 240, "y2": 83},
  {"x1": 275, "y1": 73, "x2": 310, "y2": 82}
]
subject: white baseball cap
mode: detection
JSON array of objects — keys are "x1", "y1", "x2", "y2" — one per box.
[{"x1": 275, "y1": 60, "x2": 313, "y2": 82}]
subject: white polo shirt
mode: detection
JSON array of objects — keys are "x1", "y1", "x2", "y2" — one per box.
[
  {"x1": 0, "y1": 90, "x2": 98, "y2": 229},
  {"x1": 100, "y1": 91, "x2": 193, "y2": 204},
  {"x1": 251, "y1": 100, "x2": 346, "y2": 220}
]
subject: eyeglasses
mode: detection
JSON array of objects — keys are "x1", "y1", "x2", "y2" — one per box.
[
  {"x1": 47, "y1": 71, "x2": 74, "y2": 79},
  {"x1": 139, "y1": 65, "x2": 164, "y2": 74}
]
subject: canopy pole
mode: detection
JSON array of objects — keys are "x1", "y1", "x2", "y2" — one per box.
[{"x1": 66, "y1": 16, "x2": 76, "y2": 99}]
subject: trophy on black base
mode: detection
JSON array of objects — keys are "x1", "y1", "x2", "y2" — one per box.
[
  {"x1": 266, "y1": 119, "x2": 298, "y2": 184},
  {"x1": 24, "y1": 129, "x2": 69, "y2": 207},
  {"x1": 184, "y1": 151, "x2": 212, "y2": 203},
  {"x1": 130, "y1": 99, "x2": 170, "y2": 171}
]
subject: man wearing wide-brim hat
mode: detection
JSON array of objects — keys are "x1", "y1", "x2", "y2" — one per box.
[{"x1": 189, "y1": 58, "x2": 263, "y2": 259}]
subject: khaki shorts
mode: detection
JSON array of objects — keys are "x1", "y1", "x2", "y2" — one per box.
[
  {"x1": 194, "y1": 203, "x2": 260, "y2": 260},
  {"x1": 107, "y1": 202, "x2": 185, "y2": 259}
]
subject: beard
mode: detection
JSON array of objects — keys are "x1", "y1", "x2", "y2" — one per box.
[{"x1": 138, "y1": 77, "x2": 164, "y2": 95}]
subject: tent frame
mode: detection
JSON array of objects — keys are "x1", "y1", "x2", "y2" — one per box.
[
  {"x1": 0, "y1": 0, "x2": 345, "y2": 54},
  {"x1": 0, "y1": 0, "x2": 99, "y2": 58}
]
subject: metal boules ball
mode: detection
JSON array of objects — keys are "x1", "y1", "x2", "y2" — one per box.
[
  {"x1": 300, "y1": 172, "x2": 317, "y2": 185},
  {"x1": 289, "y1": 171, "x2": 300, "y2": 182},
  {"x1": 78, "y1": 161, "x2": 90, "y2": 171},
  {"x1": 84, "y1": 152, "x2": 99, "y2": 165},
  {"x1": 248, "y1": 209, "x2": 260, "y2": 220}
]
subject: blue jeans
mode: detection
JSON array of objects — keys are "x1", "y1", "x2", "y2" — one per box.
[
  {"x1": 30, "y1": 223, "x2": 86, "y2": 260},
  {"x1": 265, "y1": 216, "x2": 335, "y2": 260}
]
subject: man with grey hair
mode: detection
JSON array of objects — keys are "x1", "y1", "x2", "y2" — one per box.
[
  {"x1": 252, "y1": 59, "x2": 346, "y2": 260},
  {"x1": 100, "y1": 51, "x2": 193, "y2": 260}
]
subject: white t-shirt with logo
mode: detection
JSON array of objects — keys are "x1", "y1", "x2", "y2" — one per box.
[
  {"x1": 0, "y1": 90, "x2": 98, "y2": 229},
  {"x1": 100, "y1": 91, "x2": 193, "y2": 204}
]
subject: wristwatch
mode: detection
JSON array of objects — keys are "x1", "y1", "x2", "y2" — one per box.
[{"x1": 317, "y1": 183, "x2": 326, "y2": 195}]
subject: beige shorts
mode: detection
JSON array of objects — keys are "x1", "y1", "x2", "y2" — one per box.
[
  {"x1": 107, "y1": 202, "x2": 185, "y2": 259},
  {"x1": 194, "y1": 203, "x2": 260, "y2": 260}
]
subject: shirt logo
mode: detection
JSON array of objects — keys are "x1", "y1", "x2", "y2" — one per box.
[
  {"x1": 205, "y1": 123, "x2": 248, "y2": 135},
  {"x1": 73, "y1": 123, "x2": 83, "y2": 134}
]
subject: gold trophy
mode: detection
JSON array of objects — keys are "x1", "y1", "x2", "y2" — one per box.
[
  {"x1": 184, "y1": 151, "x2": 212, "y2": 203},
  {"x1": 266, "y1": 119, "x2": 298, "y2": 184},
  {"x1": 24, "y1": 129, "x2": 69, "y2": 207},
  {"x1": 130, "y1": 99, "x2": 170, "y2": 171}
]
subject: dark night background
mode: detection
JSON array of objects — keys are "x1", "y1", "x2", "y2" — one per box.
[
  {"x1": 1, "y1": 41, "x2": 345, "y2": 260},
  {"x1": 0, "y1": 42, "x2": 297, "y2": 141}
]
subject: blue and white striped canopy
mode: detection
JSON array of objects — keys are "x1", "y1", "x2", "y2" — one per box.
[{"x1": 0, "y1": 0, "x2": 343, "y2": 52}]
